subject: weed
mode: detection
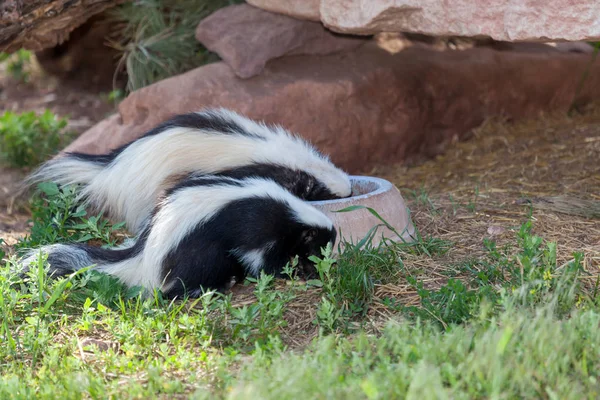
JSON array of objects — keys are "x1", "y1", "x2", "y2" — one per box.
[
  {"x1": 0, "y1": 49, "x2": 32, "y2": 82},
  {"x1": 0, "y1": 110, "x2": 71, "y2": 168},
  {"x1": 403, "y1": 276, "x2": 488, "y2": 328},
  {"x1": 227, "y1": 271, "x2": 295, "y2": 348},
  {"x1": 406, "y1": 186, "x2": 438, "y2": 213},
  {"x1": 400, "y1": 218, "x2": 587, "y2": 329},
  {"x1": 16, "y1": 182, "x2": 125, "y2": 251},
  {"x1": 309, "y1": 244, "x2": 347, "y2": 333},
  {"x1": 332, "y1": 244, "x2": 378, "y2": 310},
  {"x1": 465, "y1": 184, "x2": 480, "y2": 212},
  {"x1": 449, "y1": 194, "x2": 459, "y2": 215},
  {"x1": 102, "y1": 88, "x2": 126, "y2": 106},
  {"x1": 390, "y1": 231, "x2": 452, "y2": 257}
]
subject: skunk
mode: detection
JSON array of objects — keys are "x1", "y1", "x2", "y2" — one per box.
[
  {"x1": 27, "y1": 108, "x2": 351, "y2": 234},
  {"x1": 20, "y1": 176, "x2": 337, "y2": 298}
]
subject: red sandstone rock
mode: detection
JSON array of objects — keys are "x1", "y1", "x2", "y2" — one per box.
[
  {"x1": 64, "y1": 43, "x2": 600, "y2": 172},
  {"x1": 195, "y1": 4, "x2": 366, "y2": 79},
  {"x1": 248, "y1": 0, "x2": 600, "y2": 42},
  {"x1": 246, "y1": 0, "x2": 321, "y2": 22}
]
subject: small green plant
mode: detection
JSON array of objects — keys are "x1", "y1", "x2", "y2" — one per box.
[
  {"x1": 403, "y1": 276, "x2": 486, "y2": 329},
  {"x1": 406, "y1": 187, "x2": 438, "y2": 213},
  {"x1": 465, "y1": 185, "x2": 480, "y2": 213},
  {"x1": 0, "y1": 110, "x2": 71, "y2": 168},
  {"x1": 103, "y1": 88, "x2": 126, "y2": 106},
  {"x1": 227, "y1": 271, "x2": 295, "y2": 348},
  {"x1": 309, "y1": 244, "x2": 351, "y2": 333},
  {"x1": 16, "y1": 182, "x2": 125, "y2": 251},
  {"x1": 0, "y1": 49, "x2": 32, "y2": 82},
  {"x1": 391, "y1": 230, "x2": 452, "y2": 257}
]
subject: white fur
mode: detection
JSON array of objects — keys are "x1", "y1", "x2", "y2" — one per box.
[
  {"x1": 29, "y1": 109, "x2": 351, "y2": 234},
  {"x1": 233, "y1": 248, "x2": 266, "y2": 277},
  {"x1": 26, "y1": 157, "x2": 104, "y2": 195},
  {"x1": 229, "y1": 240, "x2": 276, "y2": 277}
]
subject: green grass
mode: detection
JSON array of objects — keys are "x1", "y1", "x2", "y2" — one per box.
[
  {"x1": 0, "y1": 111, "x2": 72, "y2": 168},
  {"x1": 109, "y1": 0, "x2": 241, "y2": 92},
  {"x1": 1, "y1": 186, "x2": 599, "y2": 398},
  {"x1": 222, "y1": 304, "x2": 600, "y2": 399}
]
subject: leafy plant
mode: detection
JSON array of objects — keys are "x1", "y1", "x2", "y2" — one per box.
[
  {"x1": 16, "y1": 182, "x2": 125, "y2": 251},
  {"x1": 0, "y1": 110, "x2": 71, "y2": 168},
  {"x1": 0, "y1": 49, "x2": 32, "y2": 82}
]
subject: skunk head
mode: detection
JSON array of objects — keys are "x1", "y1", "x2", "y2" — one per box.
[
  {"x1": 249, "y1": 181, "x2": 337, "y2": 280},
  {"x1": 288, "y1": 224, "x2": 337, "y2": 279}
]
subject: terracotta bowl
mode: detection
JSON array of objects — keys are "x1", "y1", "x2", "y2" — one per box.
[{"x1": 310, "y1": 176, "x2": 415, "y2": 249}]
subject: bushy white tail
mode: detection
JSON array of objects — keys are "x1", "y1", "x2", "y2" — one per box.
[{"x1": 26, "y1": 155, "x2": 105, "y2": 193}]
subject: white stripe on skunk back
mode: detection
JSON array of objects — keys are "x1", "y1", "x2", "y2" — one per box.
[
  {"x1": 20, "y1": 176, "x2": 337, "y2": 298},
  {"x1": 27, "y1": 109, "x2": 351, "y2": 234}
]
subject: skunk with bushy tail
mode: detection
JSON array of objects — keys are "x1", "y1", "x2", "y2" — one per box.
[
  {"x1": 20, "y1": 176, "x2": 337, "y2": 298},
  {"x1": 27, "y1": 108, "x2": 351, "y2": 233}
]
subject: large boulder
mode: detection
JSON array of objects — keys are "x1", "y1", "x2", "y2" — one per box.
[
  {"x1": 195, "y1": 4, "x2": 366, "y2": 79},
  {"x1": 247, "y1": 0, "x2": 600, "y2": 42},
  {"x1": 65, "y1": 42, "x2": 600, "y2": 172}
]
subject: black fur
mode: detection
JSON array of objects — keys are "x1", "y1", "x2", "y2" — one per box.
[
  {"x1": 164, "y1": 165, "x2": 339, "y2": 201},
  {"x1": 164, "y1": 175, "x2": 243, "y2": 198},
  {"x1": 41, "y1": 226, "x2": 151, "y2": 278},
  {"x1": 215, "y1": 164, "x2": 339, "y2": 200}
]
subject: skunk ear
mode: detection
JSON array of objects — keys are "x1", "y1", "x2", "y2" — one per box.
[{"x1": 301, "y1": 228, "x2": 318, "y2": 244}]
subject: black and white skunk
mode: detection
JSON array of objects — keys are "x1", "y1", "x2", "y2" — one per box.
[
  {"x1": 27, "y1": 108, "x2": 351, "y2": 233},
  {"x1": 20, "y1": 176, "x2": 337, "y2": 298}
]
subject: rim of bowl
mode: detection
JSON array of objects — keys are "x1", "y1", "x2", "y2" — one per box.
[{"x1": 309, "y1": 175, "x2": 393, "y2": 206}]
